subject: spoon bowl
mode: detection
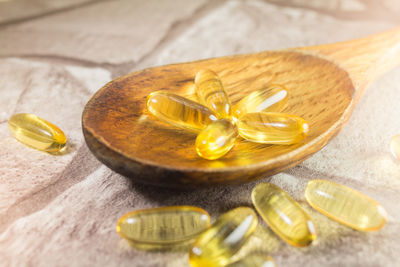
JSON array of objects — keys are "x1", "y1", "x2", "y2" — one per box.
[{"x1": 82, "y1": 28, "x2": 400, "y2": 187}]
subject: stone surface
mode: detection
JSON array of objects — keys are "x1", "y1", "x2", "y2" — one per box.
[
  {"x1": 0, "y1": 58, "x2": 110, "y2": 231},
  {"x1": 0, "y1": 0, "x2": 208, "y2": 65},
  {"x1": 143, "y1": 0, "x2": 394, "y2": 69},
  {"x1": 0, "y1": 0, "x2": 96, "y2": 24},
  {"x1": 0, "y1": 0, "x2": 400, "y2": 266}
]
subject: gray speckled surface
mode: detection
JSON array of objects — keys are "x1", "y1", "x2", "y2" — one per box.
[{"x1": 0, "y1": 1, "x2": 399, "y2": 266}]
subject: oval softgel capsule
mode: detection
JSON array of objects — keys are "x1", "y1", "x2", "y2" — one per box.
[
  {"x1": 237, "y1": 112, "x2": 309, "y2": 145},
  {"x1": 252, "y1": 183, "x2": 316, "y2": 247},
  {"x1": 233, "y1": 84, "x2": 288, "y2": 119},
  {"x1": 390, "y1": 134, "x2": 400, "y2": 160},
  {"x1": 226, "y1": 254, "x2": 276, "y2": 267},
  {"x1": 147, "y1": 91, "x2": 217, "y2": 132},
  {"x1": 305, "y1": 179, "x2": 387, "y2": 231},
  {"x1": 195, "y1": 69, "x2": 231, "y2": 119},
  {"x1": 189, "y1": 207, "x2": 258, "y2": 267},
  {"x1": 116, "y1": 206, "x2": 210, "y2": 247},
  {"x1": 8, "y1": 113, "x2": 67, "y2": 152},
  {"x1": 195, "y1": 119, "x2": 238, "y2": 160}
]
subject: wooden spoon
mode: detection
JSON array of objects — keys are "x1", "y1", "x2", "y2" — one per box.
[{"x1": 82, "y1": 27, "x2": 400, "y2": 188}]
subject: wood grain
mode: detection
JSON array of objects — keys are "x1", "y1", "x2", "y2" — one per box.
[{"x1": 82, "y1": 28, "x2": 400, "y2": 187}]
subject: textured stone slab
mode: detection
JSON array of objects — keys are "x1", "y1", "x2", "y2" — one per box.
[
  {"x1": 267, "y1": 0, "x2": 400, "y2": 20},
  {"x1": 301, "y1": 69, "x2": 400, "y2": 192},
  {"x1": 143, "y1": 0, "x2": 396, "y2": 68},
  {"x1": 0, "y1": 0, "x2": 95, "y2": 24},
  {"x1": 1, "y1": 0, "x2": 400, "y2": 266},
  {"x1": 1, "y1": 66, "x2": 399, "y2": 266},
  {"x1": 0, "y1": 58, "x2": 110, "y2": 227},
  {"x1": 0, "y1": 0, "x2": 208, "y2": 64}
]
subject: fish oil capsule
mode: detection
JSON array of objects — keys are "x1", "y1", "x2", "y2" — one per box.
[
  {"x1": 252, "y1": 183, "x2": 316, "y2": 247},
  {"x1": 195, "y1": 119, "x2": 238, "y2": 160},
  {"x1": 227, "y1": 254, "x2": 276, "y2": 267},
  {"x1": 390, "y1": 134, "x2": 400, "y2": 160},
  {"x1": 116, "y1": 206, "x2": 210, "y2": 247},
  {"x1": 237, "y1": 112, "x2": 309, "y2": 144},
  {"x1": 147, "y1": 91, "x2": 217, "y2": 132},
  {"x1": 233, "y1": 84, "x2": 289, "y2": 119},
  {"x1": 305, "y1": 179, "x2": 387, "y2": 231},
  {"x1": 189, "y1": 207, "x2": 258, "y2": 267},
  {"x1": 195, "y1": 69, "x2": 232, "y2": 119},
  {"x1": 8, "y1": 113, "x2": 66, "y2": 152}
]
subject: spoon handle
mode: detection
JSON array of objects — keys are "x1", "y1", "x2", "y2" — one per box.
[{"x1": 301, "y1": 26, "x2": 400, "y2": 100}]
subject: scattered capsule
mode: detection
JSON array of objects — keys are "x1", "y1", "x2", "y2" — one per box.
[
  {"x1": 195, "y1": 119, "x2": 238, "y2": 160},
  {"x1": 305, "y1": 179, "x2": 387, "y2": 231},
  {"x1": 233, "y1": 84, "x2": 288, "y2": 119},
  {"x1": 226, "y1": 254, "x2": 276, "y2": 267},
  {"x1": 237, "y1": 112, "x2": 309, "y2": 145},
  {"x1": 195, "y1": 69, "x2": 231, "y2": 119},
  {"x1": 8, "y1": 113, "x2": 66, "y2": 152},
  {"x1": 390, "y1": 134, "x2": 400, "y2": 160},
  {"x1": 189, "y1": 207, "x2": 258, "y2": 267},
  {"x1": 252, "y1": 183, "x2": 316, "y2": 247},
  {"x1": 147, "y1": 91, "x2": 217, "y2": 132},
  {"x1": 116, "y1": 206, "x2": 210, "y2": 247}
]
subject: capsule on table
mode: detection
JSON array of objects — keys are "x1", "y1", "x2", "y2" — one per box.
[
  {"x1": 195, "y1": 119, "x2": 238, "y2": 160},
  {"x1": 189, "y1": 207, "x2": 258, "y2": 267},
  {"x1": 252, "y1": 183, "x2": 316, "y2": 247},
  {"x1": 233, "y1": 84, "x2": 289, "y2": 119},
  {"x1": 305, "y1": 179, "x2": 387, "y2": 231},
  {"x1": 390, "y1": 134, "x2": 400, "y2": 160},
  {"x1": 226, "y1": 254, "x2": 276, "y2": 267},
  {"x1": 237, "y1": 112, "x2": 309, "y2": 145},
  {"x1": 8, "y1": 113, "x2": 67, "y2": 152},
  {"x1": 195, "y1": 69, "x2": 231, "y2": 119},
  {"x1": 116, "y1": 206, "x2": 210, "y2": 248},
  {"x1": 147, "y1": 91, "x2": 217, "y2": 132}
]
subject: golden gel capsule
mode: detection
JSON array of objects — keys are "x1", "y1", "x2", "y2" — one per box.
[
  {"x1": 227, "y1": 254, "x2": 276, "y2": 267},
  {"x1": 390, "y1": 134, "x2": 400, "y2": 160},
  {"x1": 116, "y1": 206, "x2": 210, "y2": 247},
  {"x1": 195, "y1": 69, "x2": 231, "y2": 119},
  {"x1": 233, "y1": 84, "x2": 289, "y2": 119},
  {"x1": 189, "y1": 207, "x2": 258, "y2": 267},
  {"x1": 305, "y1": 180, "x2": 387, "y2": 231},
  {"x1": 8, "y1": 113, "x2": 66, "y2": 152},
  {"x1": 195, "y1": 119, "x2": 238, "y2": 160},
  {"x1": 147, "y1": 91, "x2": 217, "y2": 132},
  {"x1": 252, "y1": 183, "x2": 316, "y2": 247},
  {"x1": 237, "y1": 112, "x2": 309, "y2": 144}
]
